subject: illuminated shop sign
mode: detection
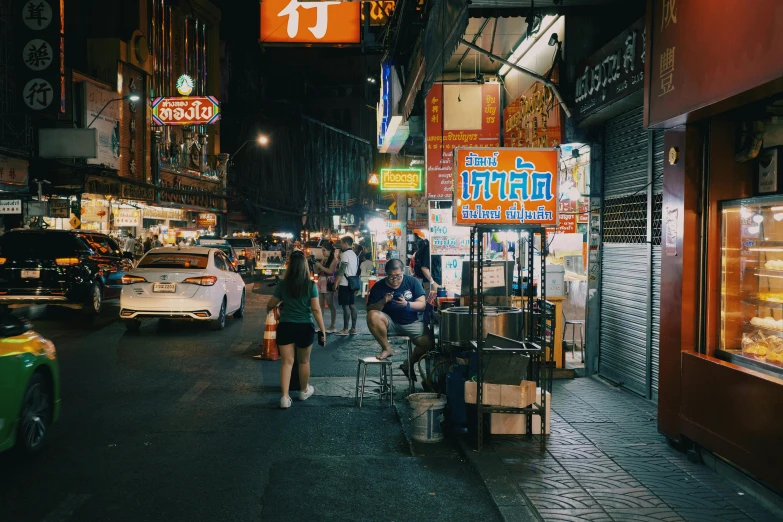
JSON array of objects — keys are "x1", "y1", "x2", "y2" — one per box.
[
  {"x1": 453, "y1": 148, "x2": 559, "y2": 227},
  {"x1": 380, "y1": 168, "x2": 423, "y2": 192},
  {"x1": 151, "y1": 96, "x2": 221, "y2": 126}
]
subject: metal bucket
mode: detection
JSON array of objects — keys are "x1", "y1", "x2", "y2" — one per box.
[{"x1": 440, "y1": 306, "x2": 523, "y2": 348}]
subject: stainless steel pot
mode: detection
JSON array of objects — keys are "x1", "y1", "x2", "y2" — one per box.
[{"x1": 440, "y1": 306, "x2": 523, "y2": 347}]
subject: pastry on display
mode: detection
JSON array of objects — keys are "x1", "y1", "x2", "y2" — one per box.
[
  {"x1": 764, "y1": 260, "x2": 783, "y2": 271},
  {"x1": 742, "y1": 332, "x2": 769, "y2": 356},
  {"x1": 757, "y1": 292, "x2": 783, "y2": 303},
  {"x1": 750, "y1": 316, "x2": 783, "y2": 330}
]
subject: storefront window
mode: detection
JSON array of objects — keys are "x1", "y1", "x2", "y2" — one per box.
[{"x1": 720, "y1": 196, "x2": 783, "y2": 376}]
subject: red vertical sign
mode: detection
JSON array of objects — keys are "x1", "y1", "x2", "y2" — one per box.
[{"x1": 425, "y1": 83, "x2": 501, "y2": 199}]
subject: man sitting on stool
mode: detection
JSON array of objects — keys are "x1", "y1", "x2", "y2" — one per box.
[{"x1": 367, "y1": 258, "x2": 433, "y2": 381}]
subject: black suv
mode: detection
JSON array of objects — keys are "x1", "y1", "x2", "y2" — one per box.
[{"x1": 0, "y1": 229, "x2": 129, "y2": 316}]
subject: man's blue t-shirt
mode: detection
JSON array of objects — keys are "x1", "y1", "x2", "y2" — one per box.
[{"x1": 368, "y1": 275, "x2": 425, "y2": 325}]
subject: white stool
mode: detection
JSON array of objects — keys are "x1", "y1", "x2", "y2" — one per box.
[{"x1": 355, "y1": 356, "x2": 394, "y2": 407}]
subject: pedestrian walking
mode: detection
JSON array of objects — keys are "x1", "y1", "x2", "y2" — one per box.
[
  {"x1": 143, "y1": 236, "x2": 152, "y2": 253},
  {"x1": 123, "y1": 234, "x2": 137, "y2": 259},
  {"x1": 313, "y1": 242, "x2": 339, "y2": 333},
  {"x1": 333, "y1": 236, "x2": 359, "y2": 336},
  {"x1": 266, "y1": 251, "x2": 327, "y2": 409},
  {"x1": 151, "y1": 234, "x2": 162, "y2": 248}
]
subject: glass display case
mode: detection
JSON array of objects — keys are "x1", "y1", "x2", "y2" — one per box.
[{"x1": 720, "y1": 196, "x2": 783, "y2": 376}]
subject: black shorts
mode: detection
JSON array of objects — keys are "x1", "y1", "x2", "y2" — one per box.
[
  {"x1": 277, "y1": 322, "x2": 315, "y2": 348},
  {"x1": 337, "y1": 285, "x2": 355, "y2": 306}
]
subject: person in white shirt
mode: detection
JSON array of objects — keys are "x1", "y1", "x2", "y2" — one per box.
[
  {"x1": 359, "y1": 253, "x2": 374, "y2": 277},
  {"x1": 333, "y1": 236, "x2": 359, "y2": 336},
  {"x1": 123, "y1": 234, "x2": 137, "y2": 258}
]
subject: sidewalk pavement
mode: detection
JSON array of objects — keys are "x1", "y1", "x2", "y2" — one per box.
[{"x1": 459, "y1": 378, "x2": 782, "y2": 522}]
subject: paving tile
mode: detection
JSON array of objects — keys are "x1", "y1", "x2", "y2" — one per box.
[
  {"x1": 672, "y1": 509, "x2": 753, "y2": 521},
  {"x1": 505, "y1": 459, "x2": 566, "y2": 475},
  {"x1": 544, "y1": 434, "x2": 593, "y2": 446},
  {"x1": 536, "y1": 508, "x2": 613, "y2": 521},
  {"x1": 593, "y1": 444, "x2": 671, "y2": 459},
  {"x1": 547, "y1": 445, "x2": 609, "y2": 460},
  {"x1": 604, "y1": 508, "x2": 684, "y2": 521},
  {"x1": 570, "y1": 423, "x2": 627, "y2": 435},
  {"x1": 571, "y1": 472, "x2": 643, "y2": 489},
  {"x1": 553, "y1": 458, "x2": 624, "y2": 474},
  {"x1": 613, "y1": 457, "x2": 682, "y2": 474},
  {"x1": 630, "y1": 472, "x2": 706, "y2": 490},
  {"x1": 586, "y1": 488, "x2": 666, "y2": 509},
  {"x1": 526, "y1": 488, "x2": 599, "y2": 510},
  {"x1": 583, "y1": 434, "x2": 645, "y2": 446},
  {"x1": 517, "y1": 474, "x2": 581, "y2": 490},
  {"x1": 654, "y1": 488, "x2": 733, "y2": 509}
]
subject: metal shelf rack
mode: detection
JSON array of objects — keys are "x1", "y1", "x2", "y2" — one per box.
[{"x1": 468, "y1": 225, "x2": 553, "y2": 451}]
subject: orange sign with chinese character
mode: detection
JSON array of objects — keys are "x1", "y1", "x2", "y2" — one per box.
[
  {"x1": 453, "y1": 148, "x2": 559, "y2": 227},
  {"x1": 426, "y1": 83, "x2": 501, "y2": 199},
  {"x1": 260, "y1": 0, "x2": 361, "y2": 44}
]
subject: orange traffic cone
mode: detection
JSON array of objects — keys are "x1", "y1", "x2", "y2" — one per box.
[{"x1": 254, "y1": 309, "x2": 280, "y2": 360}]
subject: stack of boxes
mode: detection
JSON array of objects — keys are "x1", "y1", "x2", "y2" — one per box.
[{"x1": 464, "y1": 380, "x2": 551, "y2": 435}]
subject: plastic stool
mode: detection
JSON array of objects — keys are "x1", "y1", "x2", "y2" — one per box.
[
  {"x1": 564, "y1": 320, "x2": 585, "y2": 362},
  {"x1": 355, "y1": 356, "x2": 394, "y2": 407}
]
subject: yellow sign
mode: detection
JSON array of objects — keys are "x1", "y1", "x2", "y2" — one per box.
[
  {"x1": 69, "y1": 216, "x2": 81, "y2": 229},
  {"x1": 380, "y1": 168, "x2": 423, "y2": 192},
  {"x1": 388, "y1": 201, "x2": 397, "y2": 215},
  {"x1": 368, "y1": 173, "x2": 380, "y2": 185}
]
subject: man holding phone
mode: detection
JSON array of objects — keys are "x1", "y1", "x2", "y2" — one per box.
[{"x1": 366, "y1": 259, "x2": 432, "y2": 381}]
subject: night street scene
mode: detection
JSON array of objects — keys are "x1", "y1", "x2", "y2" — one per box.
[{"x1": 2, "y1": 0, "x2": 783, "y2": 521}]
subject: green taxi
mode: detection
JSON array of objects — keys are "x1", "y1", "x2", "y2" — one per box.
[{"x1": 0, "y1": 318, "x2": 60, "y2": 455}]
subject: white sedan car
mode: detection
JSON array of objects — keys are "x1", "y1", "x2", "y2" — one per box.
[{"x1": 119, "y1": 247, "x2": 246, "y2": 332}]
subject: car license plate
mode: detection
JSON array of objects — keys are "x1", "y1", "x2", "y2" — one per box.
[
  {"x1": 264, "y1": 270, "x2": 272, "y2": 275},
  {"x1": 153, "y1": 282, "x2": 176, "y2": 293},
  {"x1": 21, "y1": 270, "x2": 40, "y2": 279}
]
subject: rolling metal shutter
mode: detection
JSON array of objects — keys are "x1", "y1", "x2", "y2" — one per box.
[
  {"x1": 650, "y1": 131, "x2": 664, "y2": 399},
  {"x1": 599, "y1": 106, "x2": 650, "y2": 397}
]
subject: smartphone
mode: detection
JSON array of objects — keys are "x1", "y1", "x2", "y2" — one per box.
[{"x1": 317, "y1": 331, "x2": 326, "y2": 346}]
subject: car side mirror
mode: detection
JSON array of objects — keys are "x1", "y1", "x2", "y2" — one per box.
[{"x1": 0, "y1": 317, "x2": 32, "y2": 338}]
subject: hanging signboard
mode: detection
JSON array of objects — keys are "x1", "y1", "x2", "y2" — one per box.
[
  {"x1": 196, "y1": 213, "x2": 217, "y2": 228},
  {"x1": 385, "y1": 220, "x2": 402, "y2": 236},
  {"x1": 115, "y1": 208, "x2": 141, "y2": 227},
  {"x1": 452, "y1": 148, "x2": 559, "y2": 227},
  {"x1": 260, "y1": 0, "x2": 361, "y2": 44},
  {"x1": 426, "y1": 83, "x2": 501, "y2": 199},
  {"x1": 504, "y1": 82, "x2": 564, "y2": 149},
  {"x1": 380, "y1": 168, "x2": 423, "y2": 192},
  {"x1": 84, "y1": 82, "x2": 120, "y2": 170},
  {"x1": 16, "y1": 0, "x2": 65, "y2": 114},
  {"x1": 363, "y1": 1, "x2": 395, "y2": 26},
  {"x1": 0, "y1": 200, "x2": 22, "y2": 214},
  {"x1": 429, "y1": 208, "x2": 470, "y2": 255},
  {"x1": 0, "y1": 155, "x2": 29, "y2": 185},
  {"x1": 48, "y1": 198, "x2": 69, "y2": 218},
  {"x1": 151, "y1": 96, "x2": 221, "y2": 126}
]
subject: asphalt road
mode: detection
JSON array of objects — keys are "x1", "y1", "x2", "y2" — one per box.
[{"x1": 0, "y1": 277, "x2": 501, "y2": 522}]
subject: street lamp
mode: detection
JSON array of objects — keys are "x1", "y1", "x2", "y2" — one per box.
[
  {"x1": 87, "y1": 94, "x2": 140, "y2": 128},
  {"x1": 229, "y1": 135, "x2": 269, "y2": 166}
]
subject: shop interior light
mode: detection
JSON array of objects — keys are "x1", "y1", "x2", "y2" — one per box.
[
  {"x1": 752, "y1": 214, "x2": 765, "y2": 224},
  {"x1": 774, "y1": 213, "x2": 783, "y2": 222},
  {"x1": 740, "y1": 207, "x2": 752, "y2": 219},
  {"x1": 748, "y1": 226, "x2": 760, "y2": 234}
]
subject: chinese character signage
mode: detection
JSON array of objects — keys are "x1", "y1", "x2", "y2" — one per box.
[
  {"x1": 260, "y1": 0, "x2": 360, "y2": 44},
  {"x1": 380, "y1": 168, "x2": 422, "y2": 192},
  {"x1": 151, "y1": 96, "x2": 221, "y2": 126},
  {"x1": 16, "y1": 0, "x2": 65, "y2": 113},
  {"x1": 504, "y1": 82, "x2": 564, "y2": 148},
  {"x1": 0, "y1": 155, "x2": 29, "y2": 185},
  {"x1": 453, "y1": 148, "x2": 559, "y2": 227},
  {"x1": 426, "y1": 83, "x2": 501, "y2": 199},
  {"x1": 430, "y1": 208, "x2": 470, "y2": 255},
  {"x1": 0, "y1": 200, "x2": 22, "y2": 214},
  {"x1": 573, "y1": 18, "x2": 645, "y2": 121},
  {"x1": 646, "y1": 0, "x2": 783, "y2": 128}
]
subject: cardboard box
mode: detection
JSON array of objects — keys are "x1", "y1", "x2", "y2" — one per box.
[
  {"x1": 464, "y1": 382, "x2": 501, "y2": 405},
  {"x1": 464, "y1": 380, "x2": 536, "y2": 407},
  {"x1": 490, "y1": 388, "x2": 552, "y2": 435}
]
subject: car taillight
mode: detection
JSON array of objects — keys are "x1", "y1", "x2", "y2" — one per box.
[
  {"x1": 55, "y1": 257, "x2": 80, "y2": 266},
  {"x1": 121, "y1": 275, "x2": 147, "y2": 284},
  {"x1": 0, "y1": 258, "x2": 6, "y2": 265},
  {"x1": 182, "y1": 275, "x2": 218, "y2": 286}
]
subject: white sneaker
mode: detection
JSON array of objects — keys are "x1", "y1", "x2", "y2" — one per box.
[
  {"x1": 299, "y1": 384, "x2": 314, "y2": 401},
  {"x1": 280, "y1": 396, "x2": 292, "y2": 409}
]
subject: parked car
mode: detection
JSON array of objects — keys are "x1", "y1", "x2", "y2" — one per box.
[
  {"x1": 0, "y1": 316, "x2": 60, "y2": 455},
  {"x1": 304, "y1": 238, "x2": 332, "y2": 261},
  {"x1": 0, "y1": 229, "x2": 126, "y2": 317},
  {"x1": 119, "y1": 246, "x2": 246, "y2": 331},
  {"x1": 225, "y1": 237, "x2": 259, "y2": 276}
]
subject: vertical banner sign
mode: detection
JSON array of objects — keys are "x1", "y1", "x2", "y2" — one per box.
[
  {"x1": 453, "y1": 148, "x2": 559, "y2": 227},
  {"x1": 504, "y1": 82, "x2": 563, "y2": 148},
  {"x1": 84, "y1": 82, "x2": 120, "y2": 170},
  {"x1": 16, "y1": 0, "x2": 65, "y2": 113},
  {"x1": 429, "y1": 208, "x2": 470, "y2": 255},
  {"x1": 425, "y1": 83, "x2": 501, "y2": 199}
]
